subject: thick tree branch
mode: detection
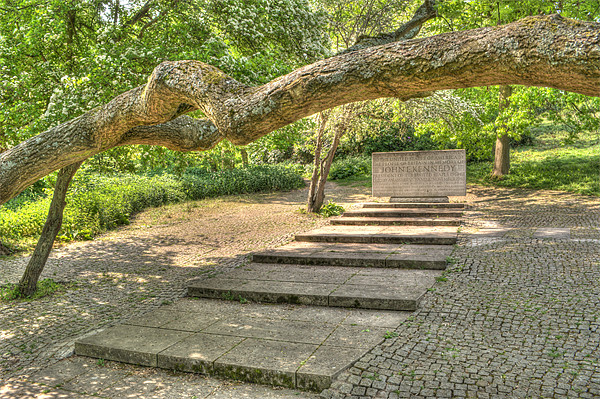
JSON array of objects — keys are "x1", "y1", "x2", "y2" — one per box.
[
  {"x1": 345, "y1": 0, "x2": 437, "y2": 52},
  {"x1": 1, "y1": 14, "x2": 599, "y2": 205},
  {"x1": 117, "y1": 116, "x2": 223, "y2": 151}
]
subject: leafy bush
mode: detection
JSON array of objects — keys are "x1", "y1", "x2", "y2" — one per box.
[
  {"x1": 182, "y1": 164, "x2": 304, "y2": 200},
  {"x1": 0, "y1": 164, "x2": 305, "y2": 250},
  {"x1": 329, "y1": 156, "x2": 371, "y2": 180},
  {"x1": 318, "y1": 201, "x2": 345, "y2": 217}
]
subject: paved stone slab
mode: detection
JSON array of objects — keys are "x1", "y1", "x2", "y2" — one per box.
[
  {"x1": 342, "y1": 309, "x2": 410, "y2": 328},
  {"x1": 203, "y1": 316, "x2": 335, "y2": 344},
  {"x1": 74, "y1": 298, "x2": 409, "y2": 392},
  {"x1": 296, "y1": 345, "x2": 369, "y2": 392},
  {"x1": 295, "y1": 225, "x2": 457, "y2": 245},
  {"x1": 188, "y1": 265, "x2": 437, "y2": 311},
  {"x1": 125, "y1": 309, "x2": 187, "y2": 328},
  {"x1": 534, "y1": 227, "x2": 571, "y2": 239},
  {"x1": 331, "y1": 216, "x2": 462, "y2": 226},
  {"x1": 254, "y1": 251, "x2": 388, "y2": 267},
  {"x1": 342, "y1": 208, "x2": 464, "y2": 218},
  {"x1": 329, "y1": 284, "x2": 426, "y2": 311},
  {"x1": 254, "y1": 243, "x2": 452, "y2": 269},
  {"x1": 361, "y1": 202, "x2": 465, "y2": 209},
  {"x1": 157, "y1": 333, "x2": 245, "y2": 374},
  {"x1": 324, "y1": 325, "x2": 389, "y2": 348},
  {"x1": 213, "y1": 338, "x2": 317, "y2": 389},
  {"x1": 75, "y1": 325, "x2": 192, "y2": 367},
  {"x1": 159, "y1": 312, "x2": 222, "y2": 332}
]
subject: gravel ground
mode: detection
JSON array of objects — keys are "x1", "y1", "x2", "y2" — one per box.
[{"x1": 2, "y1": 183, "x2": 599, "y2": 399}]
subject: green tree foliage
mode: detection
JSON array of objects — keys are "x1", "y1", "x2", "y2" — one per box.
[
  {"x1": 401, "y1": 0, "x2": 600, "y2": 162},
  {"x1": 0, "y1": 0, "x2": 328, "y2": 166}
]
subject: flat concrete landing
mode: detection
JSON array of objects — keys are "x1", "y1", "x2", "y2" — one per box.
[
  {"x1": 252, "y1": 242, "x2": 452, "y2": 269},
  {"x1": 362, "y1": 202, "x2": 465, "y2": 209},
  {"x1": 295, "y1": 225, "x2": 458, "y2": 245},
  {"x1": 187, "y1": 264, "x2": 442, "y2": 310},
  {"x1": 331, "y1": 216, "x2": 461, "y2": 226},
  {"x1": 75, "y1": 298, "x2": 410, "y2": 392}
]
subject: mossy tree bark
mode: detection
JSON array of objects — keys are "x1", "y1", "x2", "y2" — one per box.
[
  {"x1": 17, "y1": 162, "x2": 82, "y2": 297},
  {"x1": 306, "y1": 104, "x2": 356, "y2": 213},
  {"x1": 492, "y1": 85, "x2": 513, "y2": 179}
]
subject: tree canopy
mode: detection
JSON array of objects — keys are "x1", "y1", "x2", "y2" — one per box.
[{"x1": 1, "y1": 12, "x2": 599, "y2": 205}]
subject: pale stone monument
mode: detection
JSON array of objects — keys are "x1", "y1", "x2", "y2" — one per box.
[{"x1": 372, "y1": 149, "x2": 466, "y2": 202}]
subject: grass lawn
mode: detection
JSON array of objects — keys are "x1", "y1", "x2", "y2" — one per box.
[{"x1": 467, "y1": 125, "x2": 599, "y2": 196}]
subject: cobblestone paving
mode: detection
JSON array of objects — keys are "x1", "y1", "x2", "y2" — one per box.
[{"x1": 322, "y1": 187, "x2": 600, "y2": 399}]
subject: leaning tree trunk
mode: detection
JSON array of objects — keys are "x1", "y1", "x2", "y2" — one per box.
[
  {"x1": 17, "y1": 162, "x2": 82, "y2": 297},
  {"x1": 307, "y1": 112, "x2": 328, "y2": 213},
  {"x1": 492, "y1": 85, "x2": 513, "y2": 178},
  {"x1": 309, "y1": 126, "x2": 344, "y2": 213}
]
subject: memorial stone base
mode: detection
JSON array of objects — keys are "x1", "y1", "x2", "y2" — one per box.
[{"x1": 390, "y1": 197, "x2": 449, "y2": 203}]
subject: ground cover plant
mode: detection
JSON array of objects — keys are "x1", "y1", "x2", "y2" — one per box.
[{"x1": 0, "y1": 164, "x2": 304, "y2": 252}]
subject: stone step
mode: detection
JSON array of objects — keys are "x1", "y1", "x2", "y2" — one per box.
[
  {"x1": 362, "y1": 202, "x2": 465, "y2": 209},
  {"x1": 343, "y1": 208, "x2": 463, "y2": 218},
  {"x1": 75, "y1": 298, "x2": 411, "y2": 392},
  {"x1": 295, "y1": 226, "x2": 458, "y2": 245},
  {"x1": 252, "y1": 242, "x2": 452, "y2": 269},
  {"x1": 331, "y1": 216, "x2": 461, "y2": 227},
  {"x1": 187, "y1": 263, "x2": 441, "y2": 311}
]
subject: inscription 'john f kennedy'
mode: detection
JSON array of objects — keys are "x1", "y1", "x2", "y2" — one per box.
[{"x1": 372, "y1": 150, "x2": 466, "y2": 197}]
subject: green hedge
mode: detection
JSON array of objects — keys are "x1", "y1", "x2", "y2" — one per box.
[
  {"x1": 328, "y1": 156, "x2": 371, "y2": 180},
  {"x1": 182, "y1": 165, "x2": 304, "y2": 200},
  {"x1": 0, "y1": 165, "x2": 305, "y2": 249}
]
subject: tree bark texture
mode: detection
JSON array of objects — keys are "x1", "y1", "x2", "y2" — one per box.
[
  {"x1": 1, "y1": 14, "x2": 599, "y2": 205},
  {"x1": 492, "y1": 85, "x2": 513, "y2": 178},
  {"x1": 310, "y1": 125, "x2": 343, "y2": 213},
  {"x1": 17, "y1": 162, "x2": 82, "y2": 297},
  {"x1": 307, "y1": 112, "x2": 329, "y2": 213}
]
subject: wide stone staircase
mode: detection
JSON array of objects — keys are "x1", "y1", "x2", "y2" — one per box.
[{"x1": 75, "y1": 201, "x2": 464, "y2": 391}]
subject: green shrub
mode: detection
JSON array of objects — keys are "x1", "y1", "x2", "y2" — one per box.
[
  {"x1": 0, "y1": 164, "x2": 305, "y2": 249},
  {"x1": 329, "y1": 156, "x2": 371, "y2": 180},
  {"x1": 318, "y1": 201, "x2": 345, "y2": 217},
  {"x1": 182, "y1": 164, "x2": 304, "y2": 200}
]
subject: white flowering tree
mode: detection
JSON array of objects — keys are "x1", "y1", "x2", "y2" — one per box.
[{"x1": 1, "y1": 0, "x2": 600, "y2": 295}]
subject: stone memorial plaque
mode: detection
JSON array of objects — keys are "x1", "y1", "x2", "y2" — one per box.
[{"x1": 372, "y1": 150, "x2": 466, "y2": 198}]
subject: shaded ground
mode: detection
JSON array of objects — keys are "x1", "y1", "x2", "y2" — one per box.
[
  {"x1": 2, "y1": 182, "x2": 599, "y2": 398},
  {"x1": 0, "y1": 182, "x2": 369, "y2": 385}
]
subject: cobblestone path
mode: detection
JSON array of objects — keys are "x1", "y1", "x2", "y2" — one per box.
[{"x1": 322, "y1": 187, "x2": 600, "y2": 399}]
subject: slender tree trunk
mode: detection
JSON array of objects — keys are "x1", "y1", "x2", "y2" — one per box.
[
  {"x1": 307, "y1": 112, "x2": 328, "y2": 213},
  {"x1": 17, "y1": 162, "x2": 82, "y2": 297},
  {"x1": 311, "y1": 127, "x2": 343, "y2": 213},
  {"x1": 492, "y1": 84, "x2": 513, "y2": 178},
  {"x1": 240, "y1": 148, "x2": 249, "y2": 167}
]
